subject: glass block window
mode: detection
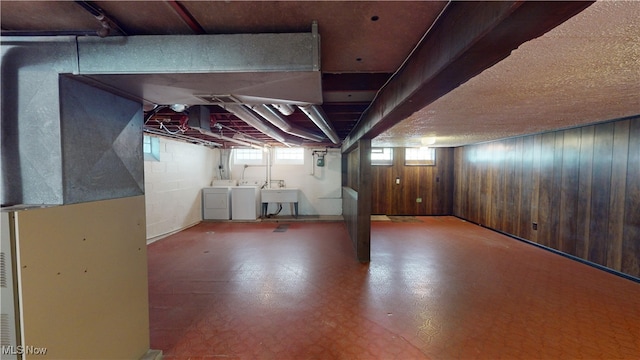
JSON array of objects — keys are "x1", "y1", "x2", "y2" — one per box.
[
  {"x1": 405, "y1": 147, "x2": 436, "y2": 166},
  {"x1": 371, "y1": 148, "x2": 393, "y2": 165},
  {"x1": 143, "y1": 135, "x2": 160, "y2": 161},
  {"x1": 233, "y1": 148, "x2": 264, "y2": 165},
  {"x1": 274, "y1": 147, "x2": 304, "y2": 165}
]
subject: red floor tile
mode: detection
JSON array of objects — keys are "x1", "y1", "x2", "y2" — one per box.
[{"x1": 148, "y1": 217, "x2": 640, "y2": 359}]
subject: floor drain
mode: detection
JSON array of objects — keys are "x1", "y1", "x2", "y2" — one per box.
[{"x1": 273, "y1": 224, "x2": 290, "y2": 232}]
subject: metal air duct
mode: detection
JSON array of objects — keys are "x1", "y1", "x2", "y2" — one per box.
[
  {"x1": 196, "y1": 128, "x2": 263, "y2": 149},
  {"x1": 225, "y1": 104, "x2": 303, "y2": 147},
  {"x1": 272, "y1": 103, "x2": 295, "y2": 116},
  {"x1": 251, "y1": 104, "x2": 325, "y2": 142},
  {"x1": 144, "y1": 127, "x2": 221, "y2": 147},
  {"x1": 298, "y1": 105, "x2": 340, "y2": 144}
]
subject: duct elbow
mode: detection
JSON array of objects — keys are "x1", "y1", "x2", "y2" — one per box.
[
  {"x1": 272, "y1": 103, "x2": 295, "y2": 116},
  {"x1": 253, "y1": 104, "x2": 325, "y2": 143},
  {"x1": 299, "y1": 105, "x2": 340, "y2": 144}
]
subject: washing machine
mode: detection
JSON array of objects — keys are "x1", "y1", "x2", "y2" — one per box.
[
  {"x1": 202, "y1": 180, "x2": 237, "y2": 220},
  {"x1": 231, "y1": 180, "x2": 262, "y2": 220}
]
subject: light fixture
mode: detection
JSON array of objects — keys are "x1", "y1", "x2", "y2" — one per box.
[
  {"x1": 421, "y1": 136, "x2": 437, "y2": 146},
  {"x1": 170, "y1": 104, "x2": 188, "y2": 112}
]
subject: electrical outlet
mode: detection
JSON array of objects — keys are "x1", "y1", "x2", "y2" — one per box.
[
  {"x1": 532, "y1": 222, "x2": 538, "y2": 231},
  {"x1": 416, "y1": 197, "x2": 422, "y2": 203}
]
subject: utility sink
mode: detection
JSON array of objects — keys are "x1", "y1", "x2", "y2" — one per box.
[
  {"x1": 261, "y1": 188, "x2": 299, "y2": 218},
  {"x1": 261, "y1": 188, "x2": 299, "y2": 203}
]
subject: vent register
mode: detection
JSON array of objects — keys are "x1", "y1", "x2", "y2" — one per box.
[{"x1": 195, "y1": 95, "x2": 239, "y2": 104}]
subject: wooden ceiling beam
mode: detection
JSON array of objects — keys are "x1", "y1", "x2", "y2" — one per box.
[{"x1": 341, "y1": 1, "x2": 593, "y2": 152}]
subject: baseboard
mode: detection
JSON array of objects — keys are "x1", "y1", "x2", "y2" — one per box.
[
  {"x1": 146, "y1": 221, "x2": 201, "y2": 245},
  {"x1": 452, "y1": 215, "x2": 640, "y2": 284},
  {"x1": 140, "y1": 349, "x2": 162, "y2": 360}
]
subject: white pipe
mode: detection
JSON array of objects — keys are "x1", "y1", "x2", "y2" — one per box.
[
  {"x1": 267, "y1": 148, "x2": 272, "y2": 188},
  {"x1": 252, "y1": 104, "x2": 325, "y2": 142},
  {"x1": 196, "y1": 128, "x2": 263, "y2": 149},
  {"x1": 272, "y1": 103, "x2": 295, "y2": 116},
  {"x1": 225, "y1": 104, "x2": 292, "y2": 146},
  {"x1": 310, "y1": 152, "x2": 315, "y2": 176},
  {"x1": 298, "y1": 105, "x2": 341, "y2": 144},
  {"x1": 143, "y1": 127, "x2": 221, "y2": 147}
]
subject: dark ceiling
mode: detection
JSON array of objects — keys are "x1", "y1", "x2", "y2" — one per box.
[
  {"x1": 5, "y1": 1, "x2": 630, "y2": 150},
  {"x1": 2, "y1": 1, "x2": 447, "y2": 148}
]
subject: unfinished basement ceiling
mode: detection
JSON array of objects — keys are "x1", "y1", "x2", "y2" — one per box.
[
  {"x1": 373, "y1": 0, "x2": 640, "y2": 148},
  {"x1": 2, "y1": 1, "x2": 637, "y2": 148},
  {"x1": 2, "y1": 1, "x2": 446, "y2": 148}
]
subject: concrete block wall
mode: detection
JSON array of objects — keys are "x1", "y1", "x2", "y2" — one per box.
[{"x1": 144, "y1": 137, "x2": 217, "y2": 241}]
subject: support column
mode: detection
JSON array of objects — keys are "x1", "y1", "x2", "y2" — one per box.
[{"x1": 342, "y1": 139, "x2": 371, "y2": 262}]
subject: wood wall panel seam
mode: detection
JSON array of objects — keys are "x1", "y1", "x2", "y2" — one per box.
[{"x1": 452, "y1": 116, "x2": 640, "y2": 279}]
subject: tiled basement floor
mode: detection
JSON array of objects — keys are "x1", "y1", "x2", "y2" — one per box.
[{"x1": 148, "y1": 217, "x2": 640, "y2": 359}]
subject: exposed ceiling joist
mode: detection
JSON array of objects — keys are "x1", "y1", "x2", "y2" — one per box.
[
  {"x1": 342, "y1": 0, "x2": 594, "y2": 152},
  {"x1": 5, "y1": 1, "x2": 633, "y2": 149}
]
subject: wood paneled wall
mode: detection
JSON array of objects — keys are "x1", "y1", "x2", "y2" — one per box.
[
  {"x1": 371, "y1": 148, "x2": 454, "y2": 215},
  {"x1": 342, "y1": 140, "x2": 371, "y2": 262},
  {"x1": 454, "y1": 116, "x2": 640, "y2": 278},
  {"x1": 345, "y1": 147, "x2": 361, "y2": 191}
]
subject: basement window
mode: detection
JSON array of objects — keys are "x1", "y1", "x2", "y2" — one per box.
[
  {"x1": 274, "y1": 147, "x2": 304, "y2": 165},
  {"x1": 405, "y1": 147, "x2": 436, "y2": 166},
  {"x1": 233, "y1": 148, "x2": 264, "y2": 165},
  {"x1": 143, "y1": 135, "x2": 160, "y2": 161},
  {"x1": 371, "y1": 148, "x2": 393, "y2": 165}
]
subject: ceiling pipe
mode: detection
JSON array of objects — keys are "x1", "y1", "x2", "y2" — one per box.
[
  {"x1": 166, "y1": 0, "x2": 206, "y2": 35},
  {"x1": 232, "y1": 133, "x2": 264, "y2": 146},
  {"x1": 74, "y1": 1, "x2": 127, "y2": 37},
  {"x1": 298, "y1": 105, "x2": 341, "y2": 144},
  {"x1": 272, "y1": 103, "x2": 295, "y2": 116},
  {"x1": 195, "y1": 128, "x2": 264, "y2": 150},
  {"x1": 251, "y1": 104, "x2": 325, "y2": 142},
  {"x1": 144, "y1": 127, "x2": 221, "y2": 148},
  {"x1": 224, "y1": 104, "x2": 302, "y2": 147}
]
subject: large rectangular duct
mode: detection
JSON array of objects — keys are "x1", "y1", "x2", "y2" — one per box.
[
  {"x1": 2, "y1": 37, "x2": 143, "y2": 206},
  {"x1": 2, "y1": 37, "x2": 77, "y2": 205},
  {"x1": 77, "y1": 33, "x2": 319, "y2": 73},
  {"x1": 2, "y1": 30, "x2": 321, "y2": 205},
  {"x1": 59, "y1": 76, "x2": 144, "y2": 204},
  {"x1": 188, "y1": 105, "x2": 211, "y2": 132},
  {"x1": 75, "y1": 32, "x2": 322, "y2": 106}
]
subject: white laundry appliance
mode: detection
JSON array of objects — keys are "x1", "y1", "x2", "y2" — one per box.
[
  {"x1": 231, "y1": 179, "x2": 262, "y2": 220},
  {"x1": 202, "y1": 179, "x2": 237, "y2": 220}
]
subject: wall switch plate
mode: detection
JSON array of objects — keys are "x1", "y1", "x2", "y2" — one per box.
[
  {"x1": 416, "y1": 198, "x2": 422, "y2": 203},
  {"x1": 395, "y1": 177, "x2": 400, "y2": 185},
  {"x1": 532, "y1": 222, "x2": 538, "y2": 231}
]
